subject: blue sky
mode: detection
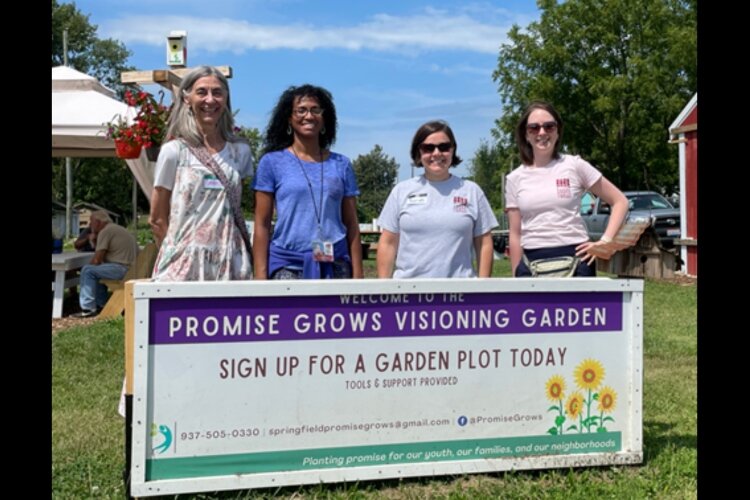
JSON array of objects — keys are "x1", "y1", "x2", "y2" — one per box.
[{"x1": 64, "y1": 0, "x2": 540, "y2": 180}]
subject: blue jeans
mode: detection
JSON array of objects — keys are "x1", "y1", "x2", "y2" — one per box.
[
  {"x1": 515, "y1": 244, "x2": 596, "y2": 277},
  {"x1": 79, "y1": 263, "x2": 128, "y2": 311},
  {"x1": 271, "y1": 259, "x2": 352, "y2": 280}
]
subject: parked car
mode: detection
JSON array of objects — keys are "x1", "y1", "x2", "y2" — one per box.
[
  {"x1": 492, "y1": 231, "x2": 507, "y2": 254},
  {"x1": 580, "y1": 191, "x2": 681, "y2": 247},
  {"x1": 491, "y1": 212, "x2": 509, "y2": 255}
]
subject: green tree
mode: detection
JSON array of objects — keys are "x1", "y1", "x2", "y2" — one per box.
[
  {"x1": 52, "y1": 0, "x2": 134, "y2": 96},
  {"x1": 469, "y1": 139, "x2": 508, "y2": 210},
  {"x1": 52, "y1": 0, "x2": 142, "y2": 228},
  {"x1": 235, "y1": 126, "x2": 263, "y2": 167},
  {"x1": 352, "y1": 145, "x2": 399, "y2": 223},
  {"x1": 235, "y1": 126, "x2": 263, "y2": 217},
  {"x1": 51, "y1": 158, "x2": 149, "y2": 227},
  {"x1": 491, "y1": 0, "x2": 696, "y2": 192}
]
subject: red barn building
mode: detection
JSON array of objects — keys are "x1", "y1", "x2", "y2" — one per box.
[{"x1": 669, "y1": 93, "x2": 697, "y2": 276}]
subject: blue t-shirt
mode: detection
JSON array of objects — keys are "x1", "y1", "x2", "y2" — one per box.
[{"x1": 252, "y1": 149, "x2": 360, "y2": 253}]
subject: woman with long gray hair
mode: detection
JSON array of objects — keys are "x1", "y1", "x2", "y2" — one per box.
[{"x1": 149, "y1": 65, "x2": 254, "y2": 281}]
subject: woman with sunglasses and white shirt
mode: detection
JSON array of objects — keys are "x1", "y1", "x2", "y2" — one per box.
[
  {"x1": 377, "y1": 120, "x2": 497, "y2": 278},
  {"x1": 505, "y1": 101, "x2": 628, "y2": 277}
]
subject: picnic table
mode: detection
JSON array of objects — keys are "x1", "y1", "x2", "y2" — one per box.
[
  {"x1": 52, "y1": 252, "x2": 93, "y2": 318},
  {"x1": 359, "y1": 229, "x2": 382, "y2": 258}
]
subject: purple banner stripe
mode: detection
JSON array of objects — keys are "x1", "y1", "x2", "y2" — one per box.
[{"x1": 149, "y1": 292, "x2": 622, "y2": 345}]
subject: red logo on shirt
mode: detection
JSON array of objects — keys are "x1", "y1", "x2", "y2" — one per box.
[
  {"x1": 453, "y1": 196, "x2": 468, "y2": 213},
  {"x1": 556, "y1": 178, "x2": 571, "y2": 198}
]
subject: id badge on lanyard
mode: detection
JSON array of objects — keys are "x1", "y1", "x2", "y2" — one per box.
[
  {"x1": 311, "y1": 238, "x2": 334, "y2": 262},
  {"x1": 292, "y1": 147, "x2": 333, "y2": 262}
]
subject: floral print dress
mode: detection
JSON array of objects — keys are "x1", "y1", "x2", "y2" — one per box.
[{"x1": 152, "y1": 140, "x2": 253, "y2": 281}]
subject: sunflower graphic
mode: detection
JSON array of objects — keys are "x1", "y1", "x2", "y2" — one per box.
[
  {"x1": 597, "y1": 386, "x2": 617, "y2": 413},
  {"x1": 545, "y1": 375, "x2": 567, "y2": 435},
  {"x1": 595, "y1": 386, "x2": 618, "y2": 432},
  {"x1": 543, "y1": 358, "x2": 618, "y2": 434},
  {"x1": 545, "y1": 375, "x2": 566, "y2": 402},
  {"x1": 565, "y1": 392, "x2": 584, "y2": 419},
  {"x1": 574, "y1": 359, "x2": 605, "y2": 391}
]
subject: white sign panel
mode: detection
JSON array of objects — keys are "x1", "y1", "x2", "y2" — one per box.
[{"x1": 130, "y1": 279, "x2": 643, "y2": 497}]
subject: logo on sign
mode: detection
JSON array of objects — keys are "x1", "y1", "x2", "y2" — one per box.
[{"x1": 151, "y1": 423, "x2": 173, "y2": 454}]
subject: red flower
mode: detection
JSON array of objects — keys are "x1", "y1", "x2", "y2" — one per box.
[{"x1": 105, "y1": 90, "x2": 170, "y2": 149}]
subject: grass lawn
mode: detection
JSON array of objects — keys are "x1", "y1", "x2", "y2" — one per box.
[{"x1": 52, "y1": 259, "x2": 696, "y2": 499}]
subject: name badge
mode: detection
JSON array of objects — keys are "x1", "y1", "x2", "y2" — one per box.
[
  {"x1": 203, "y1": 175, "x2": 222, "y2": 190},
  {"x1": 407, "y1": 193, "x2": 427, "y2": 205},
  {"x1": 312, "y1": 240, "x2": 334, "y2": 262}
]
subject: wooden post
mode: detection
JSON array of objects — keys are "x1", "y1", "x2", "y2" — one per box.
[
  {"x1": 124, "y1": 280, "x2": 135, "y2": 498},
  {"x1": 121, "y1": 66, "x2": 233, "y2": 99}
]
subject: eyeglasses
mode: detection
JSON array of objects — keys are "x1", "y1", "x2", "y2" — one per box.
[
  {"x1": 419, "y1": 142, "x2": 453, "y2": 154},
  {"x1": 526, "y1": 121, "x2": 558, "y2": 134},
  {"x1": 293, "y1": 107, "x2": 324, "y2": 117}
]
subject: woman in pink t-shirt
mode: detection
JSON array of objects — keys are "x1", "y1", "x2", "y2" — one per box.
[{"x1": 504, "y1": 101, "x2": 628, "y2": 277}]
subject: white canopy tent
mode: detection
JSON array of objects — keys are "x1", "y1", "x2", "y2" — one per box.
[
  {"x1": 53, "y1": 65, "x2": 131, "y2": 157},
  {"x1": 52, "y1": 66, "x2": 156, "y2": 235}
]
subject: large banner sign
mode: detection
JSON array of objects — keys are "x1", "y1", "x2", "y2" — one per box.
[{"x1": 130, "y1": 279, "x2": 643, "y2": 497}]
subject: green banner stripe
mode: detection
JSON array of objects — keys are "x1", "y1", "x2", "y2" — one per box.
[{"x1": 147, "y1": 432, "x2": 621, "y2": 480}]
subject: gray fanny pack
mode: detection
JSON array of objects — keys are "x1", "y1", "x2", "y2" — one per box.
[{"x1": 522, "y1": 255, "x2": 580, "y2": 278}]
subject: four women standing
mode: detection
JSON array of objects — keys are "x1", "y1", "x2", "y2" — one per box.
[{"x1": 149, "y1": 72, "x2": 623, "y2": 282}]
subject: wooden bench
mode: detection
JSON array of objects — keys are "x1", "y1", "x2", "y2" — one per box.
[
  {"x1": 596, "y1": 228, "x2": 677, "y2": 279},
  {"x1": 99, "y1": 243, "x2": 159, "y2": 319},
  {"x1": 361, "y1": 242, "x2": 379, "y2": 259}
]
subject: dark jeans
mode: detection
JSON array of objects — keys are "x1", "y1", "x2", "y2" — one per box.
[
  {"x1": 271, "y1": 259, "x2": 353, "y2": 280},
  {"x1": 515, "y1": 244, "x2": 596, "y2": 277}
]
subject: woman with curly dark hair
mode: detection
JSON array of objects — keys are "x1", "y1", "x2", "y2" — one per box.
[{"x1": 252, "y1": 84, "x2": 362, "y2": 279}]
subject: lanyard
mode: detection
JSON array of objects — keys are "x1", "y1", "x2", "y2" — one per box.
[{"x1": 291, "y1": 146, "x2": 325, "y2": 236}]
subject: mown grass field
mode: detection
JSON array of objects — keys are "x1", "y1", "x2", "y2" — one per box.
[{"x1": 52, "y1": 260, "x2": 696, "y2": 499}]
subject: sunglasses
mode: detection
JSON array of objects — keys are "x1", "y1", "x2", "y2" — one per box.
[
  {"x1": 526, "y1": 121, "x2": 558, "y2": 134},
  {"x1": 419, "y1": 142, "x2": 453, "y2": 154},
  {"x1": 293, "y1": 106, "x2": 324, "y2": 117}
]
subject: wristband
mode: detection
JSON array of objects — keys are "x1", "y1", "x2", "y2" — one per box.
[{"x1": 600, "y1": 235, "x2": 613, "y2": 243}]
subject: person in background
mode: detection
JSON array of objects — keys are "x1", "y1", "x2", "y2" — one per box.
[
  {"x1": 74, "y1": 225, "x2": 96, "y2": 252},
  {"x1": 149, "y1": 65, "x2": 254, "y2": 281},
  {"x1": 252, "y1": 84, "x2": 362, "y2": 280},
  {"x1": 69, "y1": 224, "x2": 96, "y2": 302},
  {"x1": 377, "y1": 120, "x2": 497, "y2": 278},
  {"x1": 71, "y1": 210, "x2": 137, "y2": 318},
  {"x1": 505, "y1": 101, "x2": 628, "y2": 277}
]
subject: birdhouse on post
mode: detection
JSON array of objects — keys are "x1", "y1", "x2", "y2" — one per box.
[{"x1": 166, "y1": 31, "x2": 187, "y2": 68}]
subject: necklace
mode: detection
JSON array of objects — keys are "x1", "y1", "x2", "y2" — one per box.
[{"x1": 290, "y1": 145, "x2": 325, "y2": 237}]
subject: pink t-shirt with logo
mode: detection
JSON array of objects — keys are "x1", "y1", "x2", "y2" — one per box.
[{"x1": 505, "y1": 154, "x2": 601, "y2": 250}]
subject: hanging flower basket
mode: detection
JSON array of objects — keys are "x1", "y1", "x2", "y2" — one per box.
[
  {"x1": 105, "y1": 89, "x2": 170, "y2": 160},
  {"x1": 145, "y1": 146, "x2": 161, "y2": 162},
  {"x1": 115, "y1": 139, "x2": 142, "y2": 159}
]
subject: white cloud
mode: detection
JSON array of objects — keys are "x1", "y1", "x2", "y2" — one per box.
[
  {"x1": 100, "y1": 8, "x2": 522, "y2": 54},
  {"x1": 336, "y1": 89, "x2": 501, "y2": 181},
  {"x1": 428, "y1": 63, "x2": 491, "y2": 76}
]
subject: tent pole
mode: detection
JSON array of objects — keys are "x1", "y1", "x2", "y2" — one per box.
[
  {"x1": 132, "y1": 176, "x2": 138, "y2": 239},
  {"x1": 63, "y1": 30, "x2": 73, "y2": 240},
  {"x1": 65, "y1": 158, "x2": 73, "y2": 239}
]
